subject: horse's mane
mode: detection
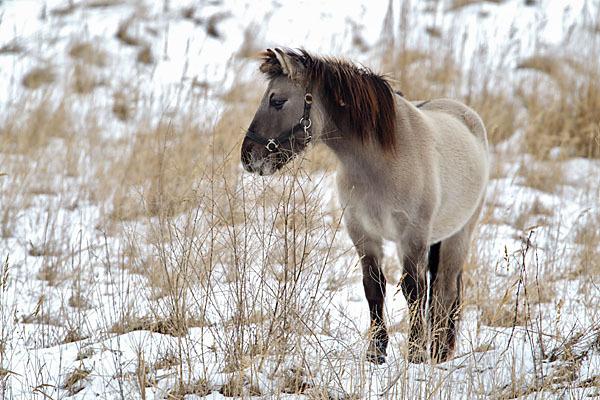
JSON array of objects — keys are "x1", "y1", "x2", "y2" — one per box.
[{"x1": 259, "y1": 48, "x2": 397, "y2": 151}]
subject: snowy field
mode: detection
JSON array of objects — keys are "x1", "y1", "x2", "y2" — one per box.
[{"x1": 1, "y1": 0, "x2": 599, "y2": 399}]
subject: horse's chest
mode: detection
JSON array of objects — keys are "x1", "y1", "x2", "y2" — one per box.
[
  {"x1": 354, "y1": 199, "x2": 399, "y2": 241},
  {"x1": 337, "y1": 172, "x2": 403, "y2": 241}
]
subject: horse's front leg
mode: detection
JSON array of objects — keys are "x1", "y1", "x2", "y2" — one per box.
[
  {"x1": 360, "y1": 252, "x2": 387, "y2": 364},
  {"x1": 400, "y1": 239, "x2": 429, "y2": 363},
  {"x1": 346, "y1": 220, "x2": 387, "y2": 364}
]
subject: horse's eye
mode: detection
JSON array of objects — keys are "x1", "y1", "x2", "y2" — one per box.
[{"x1": 270, "y1": 99, "x2": 287, "y2": 109}]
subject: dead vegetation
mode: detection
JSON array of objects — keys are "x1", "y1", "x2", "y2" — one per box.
[
  {"x1": 69, "y1": 42, "x2": 107, "y2": 66},
  {"x1": 1, "y1": 0, "x2": 600, "y2": 399},
  {"x1": 62, "y1": 366, "x2": 90, "y2": 395},
  {"x1": 518, "y1": 68, "x2": 600, "y2": 159},
  {"x1": 448, "y1": 0, "x2": 507, "y2": 11},
  {"x1": 0, "y1": 40, "x2": 25, "y2": 55},
  {"x1": 22, "y1": 66, "x2": 55, "y2": 89},
  {"x1": 116, "y1": 17, "x2": 142, "y2": 47},
  {"x1": 169, "y1": 380, "x2": 211, "y2": 399}
]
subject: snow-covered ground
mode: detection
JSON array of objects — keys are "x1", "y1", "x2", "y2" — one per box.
[{"x1": 1, "y1": 0, "x2": 599, "y2": 398}]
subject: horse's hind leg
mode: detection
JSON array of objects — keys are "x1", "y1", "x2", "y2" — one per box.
[
  {"x1": 400, "y1": 238, "x2": 429, "y2": 363},
  {"x1": 428, "y1": 238, "x2": 464, "y2": 363},
  {"x1": 429, "y1": 204, "x2": 482, "y2": 363}
]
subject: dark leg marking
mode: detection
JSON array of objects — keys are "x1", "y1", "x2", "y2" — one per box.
[
  {"x1": 431, "y1": 271, "x2": 462, "y2": 363},
  {"x1": 401, "y1": 244, "x2": 428, "y2": 363},
  {"x1": 362, "y1": 255, "x2": 388, "y2": 364},
  {"x1": 428, "y1": 241, "x2": 448, "y2": 362},
  {"x1": 427, "y1": 241, "x2": 441, "y2": 303},
  {"x1": 445, "y1": 272, "x2": 462, "y2": 358},
  {"x1": 429, "y1": 241, "x2": 463, "y2": 363}
]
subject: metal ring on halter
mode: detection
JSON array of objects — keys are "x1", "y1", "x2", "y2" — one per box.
[
  {"x1": 300, "y1": 117, "x2": 312, "y2": 130},
  {"x1": 266, "y1": 139, "x2": 279, "y2": 152}
]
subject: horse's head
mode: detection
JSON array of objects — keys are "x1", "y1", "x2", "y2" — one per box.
[{"x1": 241, "y1": 48, "x2": 318, "y2": 175}]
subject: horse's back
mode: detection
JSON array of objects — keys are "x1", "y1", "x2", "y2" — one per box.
[{"x1": 413, "y1": 99, "x2": 488, "y2": 148}]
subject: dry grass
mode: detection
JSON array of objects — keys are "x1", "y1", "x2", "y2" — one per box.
[
  {"x1": 1, "y1": 0, "x2": 600, "y2": 399},
  {"x1": 137, "y1": 45, "x2": 154, "y2": 64},
  {"x1": 72, "y1": 64, "x2": 100, "y2": 94},
  {"x1": 204, "y1": 12, "x2": 231, "y2": 39},
  {"x1": 0, "y1": 97, "x2": 73, "y2": 153},
  {"x1": 69, "y1": 42, "x2": 107, "y2": 66},
  {"x1": 62, "y1": 366, "x2": 90, "y2": 395},
  {"x1": 0, "y1": 40, "x2": 25, "y2": 55},
  {"x1": 447, "y1": 0, "x2": 508, "y2": 11},
  {"x1": 469, "y1": 89, "x2": 518, "y2": 145},
  {"x1": 571, "y1": 209, "x2": 600, "y2": 277},
  {"x1": 110, "y1": 316, "x2": 190, "y2": 336},
  {"x1": 116, "y1": 17, "x2": 142, "y2": 46},
  {"x1": 517, "y1": 54, "x2": 600, "y2": 159},
  {"x1": 169, "y1": 379, "x2": 210, "y2": 399},
  {"x1": 22, "y1": 66, "x2": 55, "y2": 89}
]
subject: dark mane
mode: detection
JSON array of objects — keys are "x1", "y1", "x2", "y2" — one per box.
[{"x1": 259, "y1": 48, "x2": 398, "y2": 151}]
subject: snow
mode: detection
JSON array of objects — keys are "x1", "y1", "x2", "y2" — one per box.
[{"x1": 1, "y1": 0, "x2": 600, "y2": 398}]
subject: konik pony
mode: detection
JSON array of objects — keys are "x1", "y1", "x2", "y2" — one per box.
[{"x1": 241, "y1": 48, "x2": 489, "y2": 364}]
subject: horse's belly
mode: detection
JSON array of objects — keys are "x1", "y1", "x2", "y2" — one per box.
[
  {"x1": 431, "y1": 172, "x2": 486, "y2": 242},
  {"x1": 431, "y1": 207, "x2": 475, "y2": 242}
]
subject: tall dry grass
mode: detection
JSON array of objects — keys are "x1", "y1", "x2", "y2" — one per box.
[{"x1": 1, "y1": 0, "x2": 600, "y2": 398}]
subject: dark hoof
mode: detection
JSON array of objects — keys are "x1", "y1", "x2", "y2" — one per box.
[
  {"x1": 407, "y1": 345, "x2": 428, "y2": 364},
  {"x1": 407, "y1": 352, "x2": 427, "y2": 364},
  {"x1": 431, "y1": 347, "x2": 452, "y2": 364},
  {"x1": 431, "y1": 335, "x2": 456, "y2": 364},
  {"x1": 367, "y1": 336, "x2": 388, "y2": 365},
  {"x1": 367, "y1": 351, "x2": 386, "y2": 365}
]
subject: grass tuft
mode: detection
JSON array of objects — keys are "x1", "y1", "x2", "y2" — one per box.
[
  {"x1": 170, "y1": 379, "x2": 210, "y2": 399},
  {"x1": 22, "y1": 67, "x2": 55, "y2": 89},
  {"x1": 1, "y1": 1, "x2": 599, "y2": 398},
  {"x1": 62, "y1": 366, "x2": 90, "y2": 395}
]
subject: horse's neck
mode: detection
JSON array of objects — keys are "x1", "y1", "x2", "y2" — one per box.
[
  {"x1": 322, "y1": 122, "x2": 391, "y2": 182},
  {"x1": 321, "y1": 99, "x2": 412, "y2": 179}
]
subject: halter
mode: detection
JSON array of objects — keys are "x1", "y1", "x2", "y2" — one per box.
[{"x1": 245, "y1": 85, "x2": 313, "y2": 152}]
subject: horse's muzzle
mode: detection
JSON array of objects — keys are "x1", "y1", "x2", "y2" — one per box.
[{"x1": 241, "y1": 137, "x2": 279, "y2": 175}]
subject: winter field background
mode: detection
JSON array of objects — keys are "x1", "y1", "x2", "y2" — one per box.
[{"x1": 0, "y1": 0, "x2": 599, "y2": 398}]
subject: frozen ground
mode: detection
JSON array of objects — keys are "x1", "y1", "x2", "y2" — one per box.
[{"x1": 1, "y1": 0, "x2": 599, "y2": 399}]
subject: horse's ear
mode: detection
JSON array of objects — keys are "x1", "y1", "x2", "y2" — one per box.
[
  {"x1": 273, "y1": 48, "x2": 293, "y2": 76},
  {"x1": 259, "y1": 49, "x2": 281, "y2": 77},
  {"x1": 274, "y1": 48, "x2": 306, "y2": 82},
  {"x1": 259, "y1": 48, "x2": 307, "y2": 83}
]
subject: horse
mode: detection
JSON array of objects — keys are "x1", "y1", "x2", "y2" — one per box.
[{"x1": 240, "y1": 48, "x2": 489, "y2": 364}]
